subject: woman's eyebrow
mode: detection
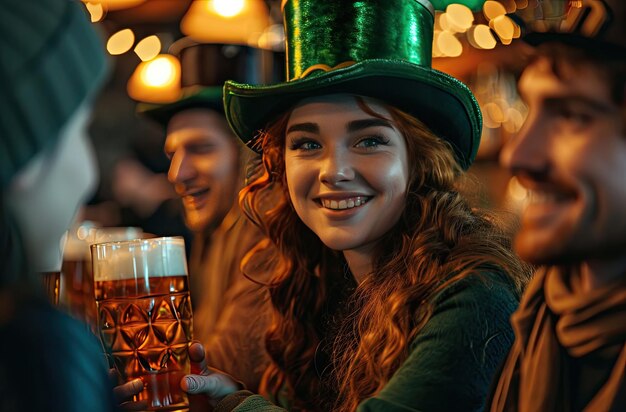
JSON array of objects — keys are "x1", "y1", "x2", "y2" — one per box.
[
  {"x1": 347, "y1": 118, "x2": 393, "y2": 132},
  {"x1": 286, "y1": 122, "x2": 319, "y2": 134}
]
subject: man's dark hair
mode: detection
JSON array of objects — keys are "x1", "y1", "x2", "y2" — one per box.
[{"x1": 533, "y1": 43, "x2": 626, "y2": 105}]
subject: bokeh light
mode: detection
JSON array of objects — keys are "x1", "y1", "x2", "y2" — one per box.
[
  {"x1": 446, "y1": 4, "x2": 474, "y2": 32},
  {"x1": 85, "y1": 2, "x2": 104, "y2": 22},
  {"x1": 134, "y1": 35, "x2": 161, "y2": 61},
  {"x1": 212, "y1": 0, "x2": 245, "y2": 18},
  {"x1": 483, "y1": 0, "x2": 507, "y2": 20},
  {"x1": 106, "y1": 28, "x2": 135, "y2": 55},
  {"x1": 467, "y1": 24, "x2": 497, "y2": 49}
]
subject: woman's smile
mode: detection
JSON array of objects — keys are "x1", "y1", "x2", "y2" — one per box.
[{"x1": 317, "y1": 195, "x2": 372, "y2": 210}]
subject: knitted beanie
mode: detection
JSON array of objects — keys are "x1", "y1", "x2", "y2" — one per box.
[{"x1": 0, "y1": 0, "x2": 108, "y2": 189}]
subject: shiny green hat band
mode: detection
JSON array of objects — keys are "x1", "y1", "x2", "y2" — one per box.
[{"x1": 224, "y1": 0, "x2": 482, "y2": 169}]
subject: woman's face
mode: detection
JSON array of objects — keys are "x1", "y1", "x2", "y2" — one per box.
[
  {"x1": 284, "y1": 94, "x2": 409, "y2": 255},
  {"x1": 6, "y1": 104, "x2": 98, "y2": 271}
]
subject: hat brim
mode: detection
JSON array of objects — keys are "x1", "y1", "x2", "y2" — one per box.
[
  {"x1": 138, "y1": 87, "x2": 224, "y2": 128},
  {"x1": 224, "y1": 60, "x2": 481, "y2": 169},
  {"x1": 524, "y1": 32, "x2": 626, "y2": 58}
]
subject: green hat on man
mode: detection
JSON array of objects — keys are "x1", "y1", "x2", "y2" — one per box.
[
  {"x1": 139, "y1": 41, "x2": 275, "y2": 128},
  {"x1": 224, "y1": 0, "x2": 483, "y2": 170}
]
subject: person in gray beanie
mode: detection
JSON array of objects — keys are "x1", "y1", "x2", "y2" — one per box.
[{"x1": 0, "y1": 0, "x2": 116, "y2": 410}]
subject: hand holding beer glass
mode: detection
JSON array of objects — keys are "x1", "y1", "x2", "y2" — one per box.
[{"x1": 92, "y1": 237, "x2": 193, "y2": 410}]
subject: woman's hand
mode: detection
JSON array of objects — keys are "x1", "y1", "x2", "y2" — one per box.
[{"x1": 182, "y1": 341, "x2": 241, "y2": 403}]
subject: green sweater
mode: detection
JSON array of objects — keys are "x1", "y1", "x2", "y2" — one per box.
[{"x1": 215, "y1": 273, "x2": 519, "y2": 412}]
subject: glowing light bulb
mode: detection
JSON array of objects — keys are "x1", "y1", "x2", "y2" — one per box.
[
  {"x1": 127, "y1": 54, "x2": 181, "y2": 103},
  {"x1": 212, "y1": 0, "x2": 245, "y2": 18},
  {"x1": 142, "y1": 56, "x2": 176, "y2": 86},
  {"x1": 182, "y1": 0, "x2": 268, "y2": 44}
]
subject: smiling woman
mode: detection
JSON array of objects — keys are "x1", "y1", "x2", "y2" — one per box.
[
  {"x1": 232, "y1": 91, "x2": 531, "y2": 412},
  {"x1": 179, "y1": 1, "x2": 531, "y2": 411},
  {"x1": 284, "y1": 95, "x2": 409, "y2": 278}
]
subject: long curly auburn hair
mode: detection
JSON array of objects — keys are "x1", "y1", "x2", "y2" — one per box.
[{"x1": 240, "y1": 96, "x2": 530, "y2": 411}]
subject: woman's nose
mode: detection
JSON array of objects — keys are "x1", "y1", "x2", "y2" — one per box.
[{"x1": 319, "y1": 150, "x2": 355, "y2": 185}]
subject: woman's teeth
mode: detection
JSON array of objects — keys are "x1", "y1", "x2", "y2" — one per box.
[{"x1": 321, "y1": 196, "x2": 370, "y2": 210}]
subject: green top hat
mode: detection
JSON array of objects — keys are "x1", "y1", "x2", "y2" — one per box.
[
  {"x1": 224, "y1": 0, "x2": 482, "y2": 170},
  {"x1": 139, "y1": 41, "x2": 273, "y2": 128}
]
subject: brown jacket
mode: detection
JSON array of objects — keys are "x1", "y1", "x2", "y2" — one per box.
[{"x1": 189, "y1": 205, "x2": 272, "y2": 391}]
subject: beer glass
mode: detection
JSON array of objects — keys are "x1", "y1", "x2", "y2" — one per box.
[
  {"x1": 60, "y1": 224, "x2": 144, "y2": 330},
  {"x1": 42, "y1": 271, "x2": 61, "y2": 305},
  {"x1": 92, "y1": 237, "x2": 193, "y2": 411},
  {"x1": 60, "y1": 221, "x2": 100, "y2": 324}
]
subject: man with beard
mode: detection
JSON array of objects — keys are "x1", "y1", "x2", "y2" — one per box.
[{"x1": 491, "y1": 1, "x2": 626, "y2": 410}]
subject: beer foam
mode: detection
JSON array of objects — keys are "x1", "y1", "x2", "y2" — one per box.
[
  {"x1": 92, "y1": 237, "x2": 187, "y2": 281},
  {"x1": 63, "y1": 222, "x2": 99, "y2": 260}
]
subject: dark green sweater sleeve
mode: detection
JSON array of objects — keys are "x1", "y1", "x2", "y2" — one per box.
[
  {"x1": 217, "y1": 274, "x2": 518, "y2": 412},
  {"x1": 357, "y1": 273, "x2": 518, "y2": 412}
]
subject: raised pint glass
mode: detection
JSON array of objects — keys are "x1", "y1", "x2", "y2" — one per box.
[{"x1": 92, "y1": 237, "x2": 192, "y2": 410}]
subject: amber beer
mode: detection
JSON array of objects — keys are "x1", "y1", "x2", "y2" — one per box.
[
  {"x1": 92, "y1": 237, "x2": 192, "y2": 411},
  {"x1": 42, "y1": 271, "x2": 61, "y2": 305},
  {"x1": 60, "y1": 226, "x2": 144, "y2": 331},
  {"x1": 60, "y1": 258, "x2": 93, "y2": 324},
  {"x1": 58, "y1": 221, "x2": 98, "y2": 324}
]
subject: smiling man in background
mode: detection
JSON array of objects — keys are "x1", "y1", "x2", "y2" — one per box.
[
  {"x1": 491, "y1": 0, "x2": 626, "y2": 410},
  {"x1": 145, "y1": 43, "x2": 273, "y2": 393},
  {"x1": 115, "y1": 44, "x2": 275, "y2": 405}
]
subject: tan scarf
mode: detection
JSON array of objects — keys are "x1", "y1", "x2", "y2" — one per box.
[{"x1": 491, "y1": 266, "x2": 626, "y2": 412}]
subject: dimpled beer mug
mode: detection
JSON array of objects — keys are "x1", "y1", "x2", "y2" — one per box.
[{"x1": 92, "y1": 237, "x2": 192, "y2": 410}]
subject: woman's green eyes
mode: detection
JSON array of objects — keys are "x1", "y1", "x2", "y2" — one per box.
[
  {"x1": 355, "y1": 135, "x2": 389, "y2": 148},
  {"x1": 288, "y1": 135, "x2": 390, "y2": 151},
  {"x1": 289, "y1": 138, "x2": 321, "y2": 151},
  {"x1": 300, "y1": 141, "x2": 322, "y2": 150}
]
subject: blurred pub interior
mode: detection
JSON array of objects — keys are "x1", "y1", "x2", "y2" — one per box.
[{"x1": 80, "y1": 0, "x2": 534, "y2": 241}]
